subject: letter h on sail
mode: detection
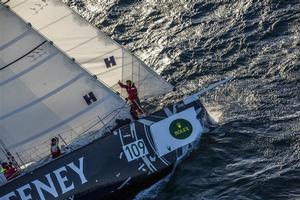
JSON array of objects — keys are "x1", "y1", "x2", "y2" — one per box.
[
  {"x1": 104, "y1": 56, "x2": 116, "y2": 68},
  {"x1": 83, "y1": 92, "x2": 97, "y2": 105}
]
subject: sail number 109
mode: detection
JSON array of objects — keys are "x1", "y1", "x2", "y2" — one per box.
[{"x1": 123, "y1": 139, "x2": 149, "y2": 162}]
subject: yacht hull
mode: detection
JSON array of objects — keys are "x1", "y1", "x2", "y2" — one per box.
[{"x1": 0, "y1": 99, "x2": 215, "y2": 200}]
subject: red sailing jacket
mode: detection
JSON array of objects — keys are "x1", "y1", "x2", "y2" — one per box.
[
  {"x1": 3, "y1": 164, "x2": 17, "y2": 180},
  {"x1": 118, "y1": 82, "x2": 138, "y2": 102}
]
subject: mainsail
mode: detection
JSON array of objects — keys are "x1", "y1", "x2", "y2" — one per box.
[
  {"x1": 0, "y1": 3, "x2": 130, "y2": 163},
  {"x1": 3, "y1": 0, "x2": 173, "y2": 99}
]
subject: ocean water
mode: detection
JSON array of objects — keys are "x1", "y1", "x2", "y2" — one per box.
[{"x1": 67, "y1": 0, "x2": 300, "y2": 199}]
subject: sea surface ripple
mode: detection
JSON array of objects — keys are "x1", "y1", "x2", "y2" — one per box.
[{"x1": 67, "y1": 0, "x2": 300, "y2": 199}]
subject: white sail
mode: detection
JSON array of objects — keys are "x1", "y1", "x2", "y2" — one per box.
[
  {"x1": 3, "y1": 0, "x2": 173, "y2": 99},
  {"x1": 0, "y1": 3, "x2": 130, "y2": 163}
]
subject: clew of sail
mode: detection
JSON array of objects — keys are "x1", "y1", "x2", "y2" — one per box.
[
  {"x1": 3, "y1": 0, "x2": 174, "y2": 99},
  {"x1": 0, "y1": 3, "x2": 130, "y2": 164}
]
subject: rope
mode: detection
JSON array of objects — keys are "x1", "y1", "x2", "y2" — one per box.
[
  {"x1": 76, "y1": 102, "x2": 128, "y2": 137},
  {"x1": 4, "y1": 102, "x2": 128, "y2": 173},
  {"x1": 133, "y1": 99, "x2": 146, "y2": 114}
]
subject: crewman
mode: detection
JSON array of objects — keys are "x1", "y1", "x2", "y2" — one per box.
[
  {"x1": 118, "y1": 80, "x2": 145, "y2": 119},
  {"x1": 50, "y1": 137, "x2": 61, "y2": 159},
  {"x1": 2, "y1": 162, "x2": 17, "y2": 180}
]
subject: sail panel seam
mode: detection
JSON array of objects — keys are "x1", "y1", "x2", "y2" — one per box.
[
  {"x1": 0, "y1": 29, "x2": 31, "y2": 51},
  {"x1": 38, "y1": 13, "x2": 73, "y2": 31},
  {"x1": 0, "y1": 73, "x2": 85, "y2": 121},
  {"x1": 0, "y1": 51, "x2": 57, "y2": 86},
  {"x1": 0, "y1": 40, "x2": 47, "y2": 71},
  {"x1": 65, "y1": 35, "x2": 98, "y2": 53},
  {"x1": 79, "y1": 47, "x2": 120, "y2": 64},
  {"x1": 8, "y1": 95, "x2": 111, "y2": 149}
]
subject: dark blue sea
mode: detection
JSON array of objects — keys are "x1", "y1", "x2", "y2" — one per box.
[{"x1": 68, "y1": 0, "x2": 300, "y2": 199}]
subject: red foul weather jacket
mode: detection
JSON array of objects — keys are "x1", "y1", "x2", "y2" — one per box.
[{"x1": 118, "y1": 82, "x2": 139, "y2": 102}]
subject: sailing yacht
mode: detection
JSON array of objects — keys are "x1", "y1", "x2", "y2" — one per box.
[{"x1": 0, "y1": 0, "x2": 231, "y2": 199}]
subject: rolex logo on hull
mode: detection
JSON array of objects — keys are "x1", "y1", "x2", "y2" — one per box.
[{"x1": 169, "y1": 119, "x2": 193, "y2": 140}]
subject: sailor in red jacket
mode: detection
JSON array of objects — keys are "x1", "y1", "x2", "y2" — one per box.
[
  {"x1": 118, "y1": 80, "x2": 144, "y2": 119},
  {"x1": 1, "y1": 162, "x2": 17, "y2": 181}
]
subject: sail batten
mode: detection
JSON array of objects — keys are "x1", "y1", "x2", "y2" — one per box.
[{"x1": 2, "y1": 0, "x2": 173, "y2": 99}]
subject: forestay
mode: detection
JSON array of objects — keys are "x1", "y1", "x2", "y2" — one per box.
[
  {"x1": 0, "y1": 3, "x2": 130, "y2": 162},
  {"x1": 3, "y1": 0, "x2": 173, "y2": 99}
]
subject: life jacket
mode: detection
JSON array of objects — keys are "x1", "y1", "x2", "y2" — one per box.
[{"x1": 51, "y1": 143, "x2": 61, "y2": 159}]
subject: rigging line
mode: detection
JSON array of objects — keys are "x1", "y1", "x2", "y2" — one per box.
[
  {"x1": 0, "y1": 40, "x2": 47, "y2": 71},
  {"x1": 97, "y1": 116, "x2": 111, "y2": 133},
  {"x1": 62, "y1": 0, "x2": 167, "y2": 86},
  {"x1": 53, "y1": 103, "x2": 128, "y2": 138},
  {"x1": 10, "y1": 95, "x2": 112, "y2": 149},
  {"x1": 78, "y1": 102, "x2": 128, "y2": 137}
]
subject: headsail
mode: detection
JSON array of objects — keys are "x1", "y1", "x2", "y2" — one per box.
[
  {"x1": 3, "y1": 0, "x2": 174, "y2": 99},
  {"x1": 0, "y1": 3, "x2": 130, "y2": 163}
]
